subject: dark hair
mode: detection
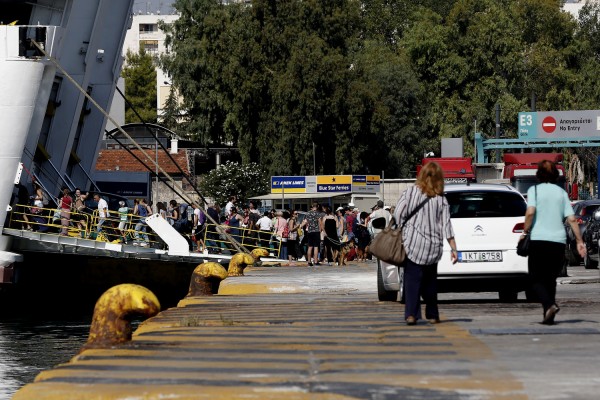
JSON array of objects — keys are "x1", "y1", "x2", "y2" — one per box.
[{"x1": 536, "y1": 160, "x2": 559, "y2": 183}]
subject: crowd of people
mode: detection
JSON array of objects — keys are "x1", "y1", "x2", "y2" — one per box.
[{"x1": 205, "y1": 197, "x2": 394, "y2": 266}]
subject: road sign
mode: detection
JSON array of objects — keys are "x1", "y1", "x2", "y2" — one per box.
[
  {"x1": 542, "y1": 116, "x2": 556, "y2": 133},
  {"x1": 519, "y1": 110, "x2": 600, "y2": 139}
]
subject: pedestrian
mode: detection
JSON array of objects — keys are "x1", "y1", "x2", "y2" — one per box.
[
  {"x1": 205, "y1": 202, "x2": 221, "y2": 253},
  {"x1": 94, "y1": 193, "x2": 110, "y2": 237},
  {"x1": 394, "y1": 161, "x2": 458, "y2": 326},
  {"x1": 322, "y1": 205, "x2": 338, "y2": 265},
  {"x1": 73, "y1": 188, "x2": 90, "y2": 237},
  {"x1": 58, "y1": 187, "x2": 72, "y2": 236},
  {"x1": 256, "y1": 211, "x2": 273, "y2": 251},
  {"x1": 191, "y1": 202, "x2": 206, "y2": 253},
  {"x1": 522, "y1": 160, "x2": 586, "y2": 325},
  {"x1": 117, "y1": 200, "x2": 129, "y2": 242},
  {"x1": 304, "y1": 202, "x2": 322, "y2": 266},
  {"x1": 272, "y1": 210, "x2": 288, "y2": 260},
  {"x1": 286, "y1": 211, "x2": 302, "y2": 264},
  {"x1": 134, "y1": 198, "x2": 152, "y2": 247}
]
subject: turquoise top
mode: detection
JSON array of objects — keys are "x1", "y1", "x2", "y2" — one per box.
[{"x1": 527, "y1": 183, "x2": 573, "y2": 244}]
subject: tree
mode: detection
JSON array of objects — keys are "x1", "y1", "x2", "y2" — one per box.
[
  {"x1": 198, "y1": 160, "x2": 270, "y2": 207},
  {"x1": 121, "y1": 49, "x2": 157, "y2": 124}
]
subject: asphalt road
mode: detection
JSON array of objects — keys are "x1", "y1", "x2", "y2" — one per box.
[{"x1": 219, "y1": 262, "x2": 600, "y2": 400}]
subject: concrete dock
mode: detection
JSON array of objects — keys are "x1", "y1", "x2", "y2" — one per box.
[{"x1": 13, "y1": 262, "x2": 529, "y2": 399}]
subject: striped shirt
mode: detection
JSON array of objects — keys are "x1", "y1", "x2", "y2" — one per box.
[{"x1": 393, "y1": 186, "x2": 454, "y2": 266}]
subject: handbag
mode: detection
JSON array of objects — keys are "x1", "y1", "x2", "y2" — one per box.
[
  {"x1": 516, "y1": 185, "x2": 536, "y2": 258},
  {"x1": 516, "y1": 234, "x2": 530, "y2": 257},
  {"x1": 369, "y1": 195, "x2": 431, "y2": 265}
]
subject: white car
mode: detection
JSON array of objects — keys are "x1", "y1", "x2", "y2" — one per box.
[{"x1": 377, "y1": 183, "x2": 530, "y2": 302}]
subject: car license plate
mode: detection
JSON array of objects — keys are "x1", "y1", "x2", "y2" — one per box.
[{"x1": 458, "y1": 251, "x2": 503, "y2": 262}]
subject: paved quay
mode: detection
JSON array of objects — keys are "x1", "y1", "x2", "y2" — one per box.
[{"x1": 13, "y1": 262, "x2": 599, "y2": 399}]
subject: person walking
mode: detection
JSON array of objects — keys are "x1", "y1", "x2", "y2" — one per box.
[
  {"x1": 94, "y1": 193, "x2": 110, "y2": 237},
  {"x1": 305, "y1": 202, "x2": 323, "y2": 266},
  {"x1": 522, "y1": 160, "x2": 586, "y2": 325},
  {"x1": 134, "y1": 198, "x2": 152, "y2": 247},
  {"x1": 322, "y1": 205, "x2": 339, "y2": 265},
  {"x1": 286, "y1": 211, "x2": 302, "y2": 264},
  {"x1": 394, "y1": 161, "x2": 458, "y2": 326},
  {"x1": 256, "y1": 211, "x2": 273, "y2": 251},
  {"x1": 58, "y1": 187, "x2": 72, "y2": 236}
]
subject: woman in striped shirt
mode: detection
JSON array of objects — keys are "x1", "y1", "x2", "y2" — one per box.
[{"x1": 394, "y1": 161, "x2": 458, "y2": 326}]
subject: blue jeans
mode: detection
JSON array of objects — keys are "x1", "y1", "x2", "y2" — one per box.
[{"x1": 134, "y1": 218, "x2": 148, "y2": 242}]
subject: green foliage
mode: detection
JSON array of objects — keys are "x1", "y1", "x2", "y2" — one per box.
[
  {"x1": 198, "y1": 160, "x2": 270, "y2": 206},
  {"x1": 159, "y1": 0, "x2": 600, "y2": 177},
  {"x1": 122, "y1": 49, "x2": 157, "y2": 124}
]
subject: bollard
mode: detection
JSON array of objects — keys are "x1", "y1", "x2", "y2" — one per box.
[
  {"x1": 185, "y1": 262, "x2": 228, "y2": 297},
  {"x1": 228, "y1": 253, "x2": 256, "y2": 276},
  {"x1": 81, "y1": 283, "x2": 160, "y2": 351}
]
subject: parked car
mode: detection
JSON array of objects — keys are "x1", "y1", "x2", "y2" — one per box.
[
  {"x1": 377, "y1": 183, "x2": 530, "y2": 302},
  {"x1": 581, "y1": 209, "x2": 600, "y2": 269},
  {"x1": 565, "y1": 199, "x2": 600, "y2": 268}
]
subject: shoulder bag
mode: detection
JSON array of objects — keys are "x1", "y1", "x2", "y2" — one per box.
[
  {"x1": 517, "y1": 185, "x2": 536, "y2": 257},
  {"x1": 369, "y1": 195, "x2": 431, "y2": 265}
]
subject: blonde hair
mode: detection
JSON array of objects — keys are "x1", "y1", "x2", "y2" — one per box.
[{"x1": 416, "y1": 161, "x2": 444, "y2": 197}]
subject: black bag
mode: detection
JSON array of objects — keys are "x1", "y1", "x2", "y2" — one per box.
[
  {"x1": 369, "y1": 195, "x2": 430, "y2": 265},
  {"x1": 516, "y1": 234, "x2": 530, "y2": 257},
  {"x1": 516, "y1": 185, "x2": 536, "y2": 258}
]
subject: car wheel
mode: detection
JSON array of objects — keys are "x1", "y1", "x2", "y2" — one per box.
[
  {"x1": 377, "y1": 260, "x2": 399, "y2": 302},
  {"x1": 584, "y1": 252, "x2": 598, "y2": 269},
  {"x1": 498, "y1": 290, "x2": 518, "y2": 302}
]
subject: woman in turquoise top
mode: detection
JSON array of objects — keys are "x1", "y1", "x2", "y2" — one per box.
[{"x1": 522, "y1": 160, "x2": 586, "y2": 325}]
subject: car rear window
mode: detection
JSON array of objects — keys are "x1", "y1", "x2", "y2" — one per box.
[
  {"x1": 446, "y1": 191, "x2": 527, "y2": 218},
  {"x1": 581, "y1": 204, "x2": 600, "y2": 216}
]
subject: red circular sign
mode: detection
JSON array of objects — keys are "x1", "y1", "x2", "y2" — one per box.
[{"x1": 542, "y1": 116, "x2": 556, "y2": 134}]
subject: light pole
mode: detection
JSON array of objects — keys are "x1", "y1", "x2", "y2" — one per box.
[{"x1": 312, "y1": 142, "x2": 316, "y2": 175}]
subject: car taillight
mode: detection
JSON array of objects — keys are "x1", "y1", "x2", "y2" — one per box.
[{"x1": 513, "y1": 222, "x2": 525, "y2": 233}]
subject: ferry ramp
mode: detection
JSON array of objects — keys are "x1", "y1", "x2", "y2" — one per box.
[{"x1": 13, "y1": 265, "x2": 525, "y2": 399}]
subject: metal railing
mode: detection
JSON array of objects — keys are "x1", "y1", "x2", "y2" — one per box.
[
  {"x1": 201, "y1": 223, "x2": 281, "y2": 257},
  {"x1": 7, "y1": 205, "x2": 283, "y2": 256}
]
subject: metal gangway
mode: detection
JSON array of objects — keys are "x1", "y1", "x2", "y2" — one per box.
[{"x1": 3, "y1": 204, "x2": 284, "y2": 263}]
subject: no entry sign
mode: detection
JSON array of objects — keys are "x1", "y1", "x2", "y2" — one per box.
[
  {"x1": 542, "y1": 116, "x2": 556, "y2": 133},
  {"x1": 518, "y1": 110, "x2": 600, "y2": 139}
]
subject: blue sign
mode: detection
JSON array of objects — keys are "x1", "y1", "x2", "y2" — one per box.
[{"x1": 271, "y1": 176, "x2": 306, "y2": 189}]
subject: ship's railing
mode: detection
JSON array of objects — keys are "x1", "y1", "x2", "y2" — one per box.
[
  {"x1": 7, "y1": 204, "x2": 165, "y2": 248},
  {"x1": 201, "y1": 223, "x2": 281, "y2": 258},
  {"x1": 7, "y1": 205, "x2": 277, "y2": 255}
]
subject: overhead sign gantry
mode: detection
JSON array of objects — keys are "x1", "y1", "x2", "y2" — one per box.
[{"x1": 476, "y1": 110, "x2": 600, "y2": 163}]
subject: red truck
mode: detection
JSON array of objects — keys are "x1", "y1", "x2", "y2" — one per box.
[
  {"x1": 418, "y1": 157, "x2": 476, "y2": 184},
  {"x1": 503, "y1": 153, "x2": 566, "y2": 196}
]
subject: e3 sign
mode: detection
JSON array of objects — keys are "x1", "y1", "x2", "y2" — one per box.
[{"x1": 519, "y1": 110, "x2": 600, "y2": 139}]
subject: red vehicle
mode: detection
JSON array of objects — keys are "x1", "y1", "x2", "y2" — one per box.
[
  {"x1": 418, "y1": 157, "x2": 476, "y2": 184},
  {"x1": 502, "y1": 153, "x2": 566, "y2": 196}
]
